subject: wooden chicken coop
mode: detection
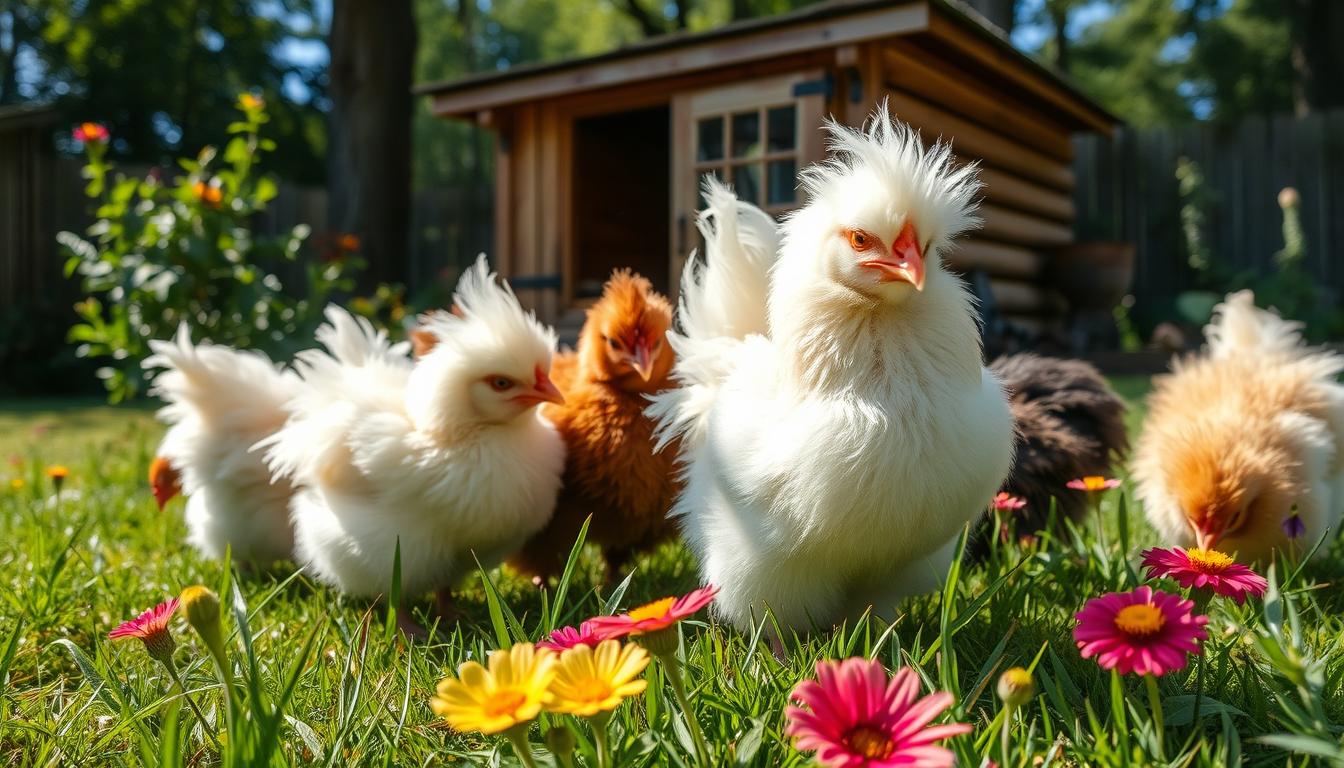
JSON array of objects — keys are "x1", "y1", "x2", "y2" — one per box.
[{"x1": 417, "y1": 0, "x2": 1117, "y2": 336}]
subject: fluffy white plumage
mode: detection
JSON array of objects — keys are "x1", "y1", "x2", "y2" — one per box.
[
  {"x1": 144, "y1": 324, "x2": 301, "y2": 563},
  {"x1": 262, "y1": 256, "x2": 566, "y2": 598},
  {"x1": 650, "y1": 107, "x2": 1014, "y2": 634}
]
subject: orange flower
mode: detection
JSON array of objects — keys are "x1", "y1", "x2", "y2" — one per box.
[
  {"x1": 337, "y1": 234, "x2": 361, "y2": 252},
  {"x1": 588, "y1": 585, "x2": 719, "y2": 642},
  {"x1": 73, "y1": 122, "x2": 110, "y2": 143},
  {"x1": 192, "y1": 181, "x2": 223, "y2": 207},
  {"x1": 237, "y1": 92, "x2": 265, "y2": 111}
]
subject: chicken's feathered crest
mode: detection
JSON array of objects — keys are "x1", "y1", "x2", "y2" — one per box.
[
  {"x1": 677, "y1": 176, "x2": 780, "y2": 341},
  {"x1": 417, "y1": 254, "x2": 556, "y2": 364},
  {"x1": 800, "y1": 101, "x2": 982, "y2": 249}
]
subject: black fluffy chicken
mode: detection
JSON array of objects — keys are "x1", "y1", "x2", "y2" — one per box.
[{"x1": 974, "y1": 354, "x2": 1129, "y2": 555}]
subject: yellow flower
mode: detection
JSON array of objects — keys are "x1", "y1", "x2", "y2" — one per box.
[
  {"x1": 45, "y1": 465, "x2": 69, "y2": 480},
  {"x1": 430, "y1": 643, "x2": 556, "y2": 735},
  {"x1": 237, "y1": 92, "x2": 265, "y2": 111},
  {"x1": 10, "y1": 478, "x2": 23, "y2": 491},
  {"x1": 546, "y1": 640, "x2": 649, "y2": 717}
]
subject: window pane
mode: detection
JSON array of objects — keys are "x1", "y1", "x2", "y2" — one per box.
[
  {"x1": 767, "y1": 105, "x2": 797, "y2": 152},
  {"x1": 767, "y1": 159, "x2": 797, "y2": 205},
  {"x1": 732, "y1": 163, "x2": 761, "y2": 204},
  {"x1": 731, "y1": 111, "x2": 761, "y2": 159},
  {"x1": 697, "y1": 117, "x2": 724, "y2": 162}
]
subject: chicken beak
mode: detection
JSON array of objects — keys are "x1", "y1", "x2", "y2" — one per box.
[
  {"x1": 859, "y1": 220, "x2": 925, "y2": 291},
  {"x1": 531, "y1": 365, "x2": 565, "y2": 406},
  {"x1": 629, "y1": 343, "x2": 655, "y2": 382},
  {"x1": 1194, "y1": 527, "x2": 1221, "y2": 551},
  {"x1": 152, "y1": 485, "x2": 178, "y2": 511}
]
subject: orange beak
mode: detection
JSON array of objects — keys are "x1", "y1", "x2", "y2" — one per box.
[
  {"x1": 629, "y1": 342, "x2": 655, "y2": 382},
  {"x1": 1194, "y1": 524, "x2": 1221, "y2": 551},
  {"x1": 511, "y1": 364, "x2": 566, "y2": 407},
  {"x1": 859, "y1": 220, "x2": 925, "y2": 291}
]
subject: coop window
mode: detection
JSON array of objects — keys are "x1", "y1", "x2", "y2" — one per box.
[{"x1": 693, "y1": 103, "x2": 799, "y2": 214}]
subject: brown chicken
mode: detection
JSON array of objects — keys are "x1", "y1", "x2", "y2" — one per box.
[{"x1": 507, "y1": 270, "x2": 680, "y2": 580}]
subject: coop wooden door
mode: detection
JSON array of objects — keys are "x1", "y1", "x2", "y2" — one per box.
[{"x1": 669, "y1": 71, "x2": 828, "y2": 297}]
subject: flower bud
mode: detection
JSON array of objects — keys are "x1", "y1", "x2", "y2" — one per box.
[
  {"x1": 1278, "y1": 187, "x2": 1300, "y2": 209},
  {"x1": 180, "y1": 585, "x2": 227, "y2": 671},
  {"x1": 996, "y1": 667, "x2": 1035, "y2": 708},
  {"x1": 545, "y1": 725, "x2": 576, "y2": 764}
]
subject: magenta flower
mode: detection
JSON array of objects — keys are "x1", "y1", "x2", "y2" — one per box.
[
  {"x1": 991, "y1": 492, "x2": 1027, "y2": 512},
  {"x1": 785, "y1": 658, "x2": 971, "y2": 768},
  {"x1": 1140, "y1": 547, "x2": 1268, "y2": 604},
  {"x1": 1074, "y1": 586, "x2": 1207, "y2": 677},
  {"x1": 109, "y1": 597, "x2": 179, "y2": 665},
  {"x1": 588, "y1": 585, "x2": 719, "y2": 641},
  {"x1": 537, "y1": 620, "x2": 601, "y2": 651},
  {"x1": 1066, "y1": 476, "x2": 1121, "y2": 492}
]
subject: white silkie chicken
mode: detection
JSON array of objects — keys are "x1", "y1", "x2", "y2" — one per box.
[
  {"x1": 261, "y1": 257, "x2": 566, "y2": 632},
  {"x1": 143, "y1": 326, "x2": 301, "y2": 564},
  {"x1": 650, "y1": 107, "x2": 1015, "y2": 635}
]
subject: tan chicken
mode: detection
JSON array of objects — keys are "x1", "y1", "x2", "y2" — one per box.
[{"x1": 1134, "y1": 291, "x2": 1344, "y2": 561}]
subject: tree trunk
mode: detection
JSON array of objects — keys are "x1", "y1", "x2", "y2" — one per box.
[
  {"x1": 964, "y1": 0, "x2": 1015, "y2": 36},
  {"x1": 1050, "y1": 2, "x2": 1068, "y2": 72},
  {"x1": 1288, "y1": 0, "x2": 1344, "y2": 115},
  {"x1": 328, "y1": 0, "x2": 417, "y2": 288}
]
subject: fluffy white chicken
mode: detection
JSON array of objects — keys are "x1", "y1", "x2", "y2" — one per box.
[
  {"x1": 143, "y1": 325, "x2": 301, "y2": 564},
  {"x1": 650, "y1": 108, "x2": 1015, "y2": 635},
  {"x1": 261, "y1": 257, "x2": 566, "y2": 630},
  {"x1": 1135, "y1": 291, "x2": 1344, "y2": 561}
]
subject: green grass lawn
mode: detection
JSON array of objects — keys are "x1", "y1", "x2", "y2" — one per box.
[{"x1": 2, "y1": 384, "x2": 1343, "y2": 767}]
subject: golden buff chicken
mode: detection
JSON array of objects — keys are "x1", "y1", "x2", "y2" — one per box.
[
  {"x1": 507, "y1": 270, "x2": 680, "y2": 580},
  {"x1": 1134, "y1": 291, "x2": 1344, "y2": 562}
]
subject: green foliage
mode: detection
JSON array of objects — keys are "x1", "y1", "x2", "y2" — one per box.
[
  {"x1": 59, "y1": 97, "x2": 364, "y2": 402},
  {"x1": 17, "y1": 0, "x2": 327, "y2": 182}
]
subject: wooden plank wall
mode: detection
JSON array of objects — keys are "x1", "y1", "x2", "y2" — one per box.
[
  {"x1": 1074, "y1": 111, "x2": 1344, "y2": 321},
  {"x1": 881, "y1": 40, "x2": 1077, "y2": 331}
]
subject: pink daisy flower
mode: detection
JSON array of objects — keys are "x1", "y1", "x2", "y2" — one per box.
[
  {"x1": 1140, "y1": 547, "x2": 1268, "y2": 604},
  {"x1": 1066, "y1": 476, "x2": 1121, "y2": 492},
  {"x1": 1074, "y1": 586, "x2": 1207, "y2": 677},
  {"x1": 109, "y1": 597, "x2": 179, "y2": 665},
  {"x1": 588, "y1": 585, "x2": 719, "y2": 641},
  {"x1": 785, "y1": 658, "x2": 971, "y2": 768},
  {"x1": 991, "y1": 492, "x2": 1027, "y2": 512},
  {"x1": 537, "y1": 620, "x2": 601, "y2": 651}
]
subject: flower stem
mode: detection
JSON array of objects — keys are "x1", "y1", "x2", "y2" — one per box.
[
  {"x1": 163, "y1": 658, "x2": 220, "y2": 750},
  {"x1": 1191, "y1": 652, "x2": 1207, "y2": 731},
  {"x1": 658, "y1": 652, "x2": 711, "y2": 767},
  {"x1": 1145, "y1": 674, "x2": 1164, "y2": 758},
  {"x1": 1000, "y1": 704, "x2": 1014, "y2": 767},
  {"x1": 590, "y1": 712, "x2": 612, "y2": 768},
  {"x1": 504, "y1": 725, "x2": 541, "y2": 768}
]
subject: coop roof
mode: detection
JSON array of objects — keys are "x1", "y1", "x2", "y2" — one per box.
[{"x1": 416, "y1": 0, "x2": 1116, "y2": 133}]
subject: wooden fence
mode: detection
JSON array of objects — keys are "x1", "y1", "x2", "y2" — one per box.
[{"x1": 1073, "y1": 110, "x2": 1344, "y2": 318}]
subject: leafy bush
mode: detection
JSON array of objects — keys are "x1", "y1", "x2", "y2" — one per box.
[{"x1": 60, "y1": 96, "x2": 367, "y2": 402}]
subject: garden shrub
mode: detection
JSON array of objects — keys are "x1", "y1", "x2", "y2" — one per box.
[{"x1": 60, "y1": 96, "x2": 371, "y2": 402}]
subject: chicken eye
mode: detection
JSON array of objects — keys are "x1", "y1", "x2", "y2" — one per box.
[
  {"x1": 487, "y1": 376, "x2": 514, "y2": 392},
  {"x1": 606, "y1": 336, "x2": 623, "y2": 352},
  {"x1": 846, "y1": 229, "x2": 876, "y2": 252}
]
